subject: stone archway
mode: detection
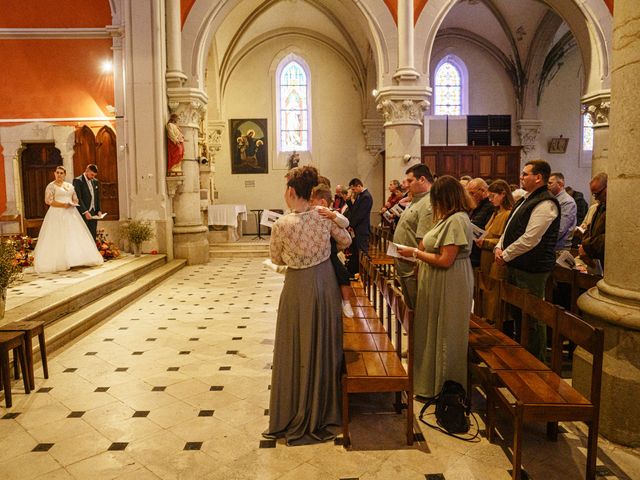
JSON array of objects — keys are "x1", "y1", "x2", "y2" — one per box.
[{"x1": 416, "y1": 0, "x2": 612, "y2": 96}]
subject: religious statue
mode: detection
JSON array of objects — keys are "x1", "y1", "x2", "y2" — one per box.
[
  {"x1": 166, "y1": 113, "x2": 185, "y2": 176},
  {"x1": 288, "y1": 151, "x2": 300, "y2": 170}
]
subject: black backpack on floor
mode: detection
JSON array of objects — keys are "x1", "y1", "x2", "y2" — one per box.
[{"x1": 419, "y1": 380, "x2": 479, "y2": 440}]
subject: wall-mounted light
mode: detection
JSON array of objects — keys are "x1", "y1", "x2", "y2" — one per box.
[
  {"x1": 403, "y1": 154, "x2": 412, "y2": 163},
  {"x1": 372, "y1": 89, "x2": 379, "y2": 97},
  {"x1": 101, "y1": 60, "x2": 113, "y2": 73}
]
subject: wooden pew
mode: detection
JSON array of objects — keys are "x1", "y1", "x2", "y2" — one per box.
[
  {"x1": 341, "y1": 272, "x2": 414, "y2": 447},
  {"x1": 470, "y1": 280, "x2": 605, "y2": 480}
]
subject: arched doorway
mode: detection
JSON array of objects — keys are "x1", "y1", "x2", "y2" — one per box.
[
  {"x1": 21, "y1": 143, "x2": 63, "y2": 237},
  {"x1": 73, "y1": 125, "x2": 119, "y2": 220}
]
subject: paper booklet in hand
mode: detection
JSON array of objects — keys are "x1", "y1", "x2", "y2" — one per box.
[
  {"x1": 389, "y1": 204, "x2": 404, "y2": 217},
  {"x1": 387, "y1": 242, "x2": 416, "y2": 262},
  {"x1": 471, "y1": 224, "x2": 487, "y2": 240},
  {"x1": 260, "y1": 210, "x2": 283, "y2": 228},
  {"x1": 90, "y1": 212, "x2": 108, "y2": 220},
  {"x1": 556, "y1": 250, "x2": 576, "y2": 270}
]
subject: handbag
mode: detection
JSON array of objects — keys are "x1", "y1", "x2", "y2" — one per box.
[{"x1": 418, "y1": 380, "x2": 479, "y2": 441}]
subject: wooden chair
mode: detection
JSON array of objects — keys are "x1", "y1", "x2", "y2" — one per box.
[
  {"x1": 0, "y1": 320, "x2": 48, "y2": 390},
  {"x1": 0, "y1": 214, "x2": 25, "y2": 237},
  {"x1": 0, "y1": 331, "x2": 31, "y2": 407}
]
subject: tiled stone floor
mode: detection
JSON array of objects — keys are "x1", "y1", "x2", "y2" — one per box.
[{"x1": 1, "y1": 257, "x2": 639, "y2": 479}]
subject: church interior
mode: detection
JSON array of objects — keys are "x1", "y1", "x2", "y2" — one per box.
[{"x1": 1, "y1": 0, "x2": 639, "y2": 478}]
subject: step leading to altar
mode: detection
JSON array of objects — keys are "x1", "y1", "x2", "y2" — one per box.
[{"x1": 1, "y1": 254, "x2": 186, "y2": 358}]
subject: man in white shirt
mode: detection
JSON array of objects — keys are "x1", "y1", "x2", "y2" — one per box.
[{"x1": 494, "y1": 160, "x2": 560, "y2": 360}]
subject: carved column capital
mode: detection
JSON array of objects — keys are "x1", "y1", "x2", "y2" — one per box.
[
  {"x1": 582, "y1": 91, "x2": 611, "y2": 128},
  {"x1": 168, "y1": 91, "x2": 208, "y2": 129},
  {"x1": 361, "y1": 119, "x2": 385, "y2": 156},
  {"x1": 166, "y1": 176, "x2": 184, "y2": 199},
  {"x1": 375, "y1": 86, "x2": 430, "y2": 127},
  {"x1": 516, "y1": 119, "x2": 543, "y2": 156},
  {"x1": 206, "y1": 121, "x2": 226, "y2": 160}
]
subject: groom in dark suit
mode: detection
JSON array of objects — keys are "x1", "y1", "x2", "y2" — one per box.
[
  {"x1": 345, "y1": 177, "x2": 373, "y2": 278},
  {"x1": 73, "y1": 164, "x2": 101, "y2": 240}
]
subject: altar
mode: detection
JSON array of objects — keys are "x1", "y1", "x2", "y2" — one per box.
[{"x1": 207, "y1": 204, "x2": 247, "y2": 242}]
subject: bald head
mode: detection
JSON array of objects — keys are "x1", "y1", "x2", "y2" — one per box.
[{"x1": 466, "y1": 178, "x2": 488, "y2": 203}]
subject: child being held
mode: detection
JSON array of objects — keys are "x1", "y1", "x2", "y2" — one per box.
[{"x1": 310, "y1": 184, "x2": 354, "y2": 318}]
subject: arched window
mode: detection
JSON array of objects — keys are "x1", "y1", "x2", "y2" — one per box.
[
  {"x1": 277, "y1": 56, "x2": 310, "y2": 152},
  {"x1": 433, "y1": 56, "x2": 468, "y2": 115},
  {"x1": 582, "y1": 112, "x2": 594, "y2": 151}
]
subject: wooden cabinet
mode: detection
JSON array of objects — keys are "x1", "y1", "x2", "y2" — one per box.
[{"x1": 421, "y1": 146, "x2": 522, "y2": 185}]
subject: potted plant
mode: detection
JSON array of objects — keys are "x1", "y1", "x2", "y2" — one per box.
[
  {"x1": 0, "y1": 239, "x2": 22, "y2": 318},
  {"x1": 121, "y1": 219, "x2": 154, "y2": 257}
]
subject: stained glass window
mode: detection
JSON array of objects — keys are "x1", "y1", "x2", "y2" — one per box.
[
  {"x1": 279, "y1": 61, "x2": 309, "y2": 151},
  {"x1": 434, "y1": 62, "x2": 462, "y2": 115},
  {"x1": 583, "y1": 112, "x2": 594, "y2": 151}
]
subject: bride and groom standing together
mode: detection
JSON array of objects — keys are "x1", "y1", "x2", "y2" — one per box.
[{"x1": 33, "y1": 164, "x2": 105, "y2": 274}]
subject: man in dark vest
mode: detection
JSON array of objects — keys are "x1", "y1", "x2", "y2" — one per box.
[{"x1": 494, "y1": 160, "x2": 560, "y2": 360}]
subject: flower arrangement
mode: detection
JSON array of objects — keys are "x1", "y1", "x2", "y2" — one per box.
[
  {"x1": 95, "y1": 229, "x2": 121, "y2": 260},
  {"x1": 0, "y1": 239, "x2": 22, "y2": 290},
  {"x1": 121, "y1": 219, "x2": 155, "y2": 246},
  {"x1": 9, "y1": 235, "x2": 35, "y2": 268}
]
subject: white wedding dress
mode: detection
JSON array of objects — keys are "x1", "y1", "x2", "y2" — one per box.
[{"x1": 33, "y1": 181, "x2": 104, "y2": 274}]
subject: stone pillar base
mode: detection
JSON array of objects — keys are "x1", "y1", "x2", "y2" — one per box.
[
  {"x1": 173, "y1": 225, "x2": 209, "y2": 265},
  {"x1": 575, "y1": 285, "x2": 640, "y2": 446}
]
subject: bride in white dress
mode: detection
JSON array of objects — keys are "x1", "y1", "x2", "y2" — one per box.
[{"x1": 33, "y1": 166, "x2": 104, "y2": 274}]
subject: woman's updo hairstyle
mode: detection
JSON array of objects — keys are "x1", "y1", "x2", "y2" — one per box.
[{"x1": 286, "y1": 165, "x2": 319, "y2": 200}]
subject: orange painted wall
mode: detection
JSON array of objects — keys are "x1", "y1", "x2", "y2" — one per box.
[
  {"x1": 0, "y1": 145, "x2": 5, "y2": 214},
  {"x1": 604, "y1": 0, "x2": 614, "y2": 13},
  {"x1": 0, "y1": 39, "x2": 114, "y2": 119},
  {"x1": 0, "y1": 0, "x2": 111, "y2": 28},
  {"x1": 181, "y1": 0, "x2": 197, "y2": 27}
]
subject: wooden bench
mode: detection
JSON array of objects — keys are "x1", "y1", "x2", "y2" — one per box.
[
  {"x1": 468, "y1": 275, "x2": 604, "y2": 480},
  {"x1": 341, "y1": 268, "x2": 414, "y2": 447},
  {"x1": 545, "y1": 265, "x2": 602, "y2": 315}
]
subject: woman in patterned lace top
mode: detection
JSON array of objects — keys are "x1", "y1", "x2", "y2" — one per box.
[{"x1": 264, "y1": 165, "x2": 351, "y2": 445}]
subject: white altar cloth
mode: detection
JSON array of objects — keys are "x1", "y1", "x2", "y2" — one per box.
[{"x1": 207, "y1": 204, "x2": 248, "y2": 227}]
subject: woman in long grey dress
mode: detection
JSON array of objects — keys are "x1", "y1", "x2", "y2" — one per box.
[
  {"x1": 398, "y1": 175, "x2": 474, "y2": 398},
  {"x1": 264, "y1": 166, "x2": 352, "y2": 445}
]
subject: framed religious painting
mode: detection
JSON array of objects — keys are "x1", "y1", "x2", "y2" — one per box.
[
  {"x1": 548, "y1": 136, "x2": 569, "y2": 154},
  {"x1": 229, "y1": 119, "x2": 268, "y2": 174}
]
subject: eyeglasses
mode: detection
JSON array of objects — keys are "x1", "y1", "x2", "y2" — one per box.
[{"x1": 591, "y1": 186, "x2": 606, "y2": 197}]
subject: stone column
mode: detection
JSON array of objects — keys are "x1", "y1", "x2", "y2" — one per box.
[
  {"x1": 516, "y1": 119, "x2": 543, "y2": 163},
  {"x1": 395, "y1": 0, "x2": 419, "y2": 81},
  {"x1": 167, "y1": 90, "x2": 209, "y2": 265},
  {"x1": 206, "y1": 120, "x2": 225, "y2": 201},
  {"x1": 582, "y1": 91, "x2": 611, "y2": 175},
  {"x1": 376, "y1": 87, "x2": 429, "y2": 185},
  {"x1": 165, "y1": 0, "x2": 187, "y2": 88},
  {"x1": 106, "y1": 25, "x2": 129, "y2": 219},
  {"x1": 575, "y1": 0, "x2": 640, "y2": 447}
]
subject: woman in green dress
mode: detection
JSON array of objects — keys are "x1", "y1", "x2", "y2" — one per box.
[{"x1": 398, "y1": 175, "x2": 475, "y2": 398}]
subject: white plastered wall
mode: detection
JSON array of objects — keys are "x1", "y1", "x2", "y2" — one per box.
[
  {"x1": 211, "y1": 35, "x2": 382, "y2": 223},
  {"x1": 428, "y1": 38, "x2": 518, "y2": 145},
  {"x1": 538, "y1": 47, "x2": 591, "y2": 194}
]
